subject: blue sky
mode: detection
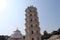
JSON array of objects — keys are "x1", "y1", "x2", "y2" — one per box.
[{"x1": 0, "y1": 0, "x2": 60, "y2": 35}]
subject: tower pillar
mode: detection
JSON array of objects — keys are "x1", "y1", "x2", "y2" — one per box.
[{"x1": 25, "y1": 6, "x2": 41, "y2": 40}]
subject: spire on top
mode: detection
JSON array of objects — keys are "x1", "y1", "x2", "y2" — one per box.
[
  {"x1": 15, "y1": 27, "x2": 20, "y2": 32},
  {"x1": 17, "y1": 27, "x2": 18, "y2": 30}
]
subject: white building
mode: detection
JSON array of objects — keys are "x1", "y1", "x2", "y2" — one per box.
[{"x1": 8, "y1": 28, "x2": 23, "y2": 40}]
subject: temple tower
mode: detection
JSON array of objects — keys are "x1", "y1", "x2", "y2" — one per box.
[
  {"x1": 9, "y1": 28, "x2": 23, "y2": 40},
  {"x1": 25, "y1": 6, "x2": 41, "y2": 40}
]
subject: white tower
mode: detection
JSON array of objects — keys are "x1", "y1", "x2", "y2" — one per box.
[{"x1": 25, "y1": 6, "x2": 41, "y2": 40}]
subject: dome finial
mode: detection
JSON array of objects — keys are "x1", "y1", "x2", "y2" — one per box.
[
  {"x1": 16, "y1": 27, "x2": 19, "y2": 31},
  {"x1": 17, "y1": 27, "x2": 18, "y2": 30}
]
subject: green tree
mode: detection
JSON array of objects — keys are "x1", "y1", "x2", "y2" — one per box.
[
  {"x1": 44, "y1": 31, "x2": 48, "y2": 36},
  {"x1": 0, "y1": 36, "x2": 6, "y2": 40},
  {"x1": 58, "y1": 28, "x2": 60, "y2": 34}
]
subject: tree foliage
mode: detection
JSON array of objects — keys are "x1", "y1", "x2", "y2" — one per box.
[
  {"x1": 0, "y1": 36, "x2": 6, "y2": 40},
  {"x1": 41, "y1": 28, "x2": 60, "y2": 40},
  {"x1": 0, "y1": 35, "x2": 9, "y2": 40}
]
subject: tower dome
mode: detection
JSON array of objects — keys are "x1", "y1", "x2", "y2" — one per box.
[{"x1": 10, "y1": 28, "x2": 23, "y2": 39}]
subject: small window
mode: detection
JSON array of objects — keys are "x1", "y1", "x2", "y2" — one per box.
[
  {"x1": 32, "y1": 38, "x2": 34, "y2": 40},
  {"x1": 31, "y1": 25, "x2": 33, "y2": 27},
  {"x1": 31, "y1": 31, "x2": 33, "y2": 34},
  {"x1": 34, "y1": 14, "x2": 35, "y2": 16},
  {"x1": 30, "y1": 10, "x2": 32, "y2": 12},
  {"x1": 37, "y1": 37, "x2": 39, "y2": 40},
  {"x1": 36, "y1": 24, "x2": 37, "y2": 27},
  {"x1": 30, "y1": 19, "x2": 32, "y2": 22},
  {"x1": 30, "y1": 14, "x2": 32, "y2": 16}
]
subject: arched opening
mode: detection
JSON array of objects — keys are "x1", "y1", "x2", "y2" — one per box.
[
  {"x1": 32, "y1": 38, "x2": 34, "y2": 40},
  {"x1": 31, "y1": 31, "x2": 33, "y2": 34}
]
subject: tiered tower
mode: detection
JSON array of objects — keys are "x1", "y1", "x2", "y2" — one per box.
[{"x1": 25, "y1": 6, "x2": 41, "y2": 40}]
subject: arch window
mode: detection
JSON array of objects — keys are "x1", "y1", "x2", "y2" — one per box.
[
  {"x1": 30, "y1": 9, "x2": 32, "y2": 12},
  {"x1": 37, "y1": 37, "x2": 39, "y2": 40},
  {"x1": 31, "y1": 31, "x2": 33, "y2": 34},
  {"x1": 30, "y1": 19, "x2": 33, "y2": 22},
  {"x1": 32, "y1": 38, "x2": 34, "y2": 40},
  {"x1": 30, "y1": 14, "x2": 32, "y2": 16},
  {"x1": 31, "y1": 25, "x2": 33, "y2": 27}
]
